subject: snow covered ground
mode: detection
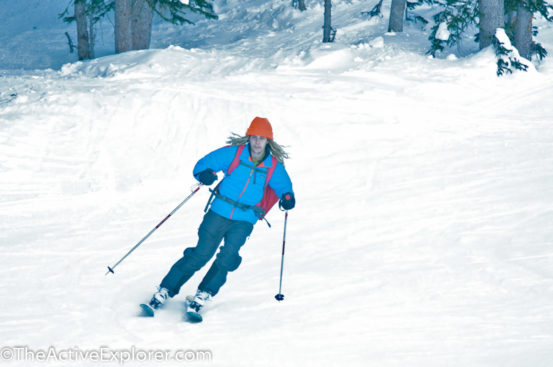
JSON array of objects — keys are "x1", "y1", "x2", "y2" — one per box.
[{"x1": 2, "y1": 0, "x2": 553, "y2": 366}]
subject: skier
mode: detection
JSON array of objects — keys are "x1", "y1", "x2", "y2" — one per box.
[{"x1": 143, "y1": 117, "x2": 295, "y2": 319}]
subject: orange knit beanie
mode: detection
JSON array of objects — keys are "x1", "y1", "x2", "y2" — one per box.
[{"x1": 246, "y1": 117, "x2": 273, "y2": 140}]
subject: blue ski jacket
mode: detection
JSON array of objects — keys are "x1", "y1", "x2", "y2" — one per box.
[{"x1": 193, "y1": 144, "x2": 294, "y2": 224}]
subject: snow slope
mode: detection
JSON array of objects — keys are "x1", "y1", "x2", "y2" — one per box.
[{"x1": 2, "y1": 0, "x2": 553, "y2": 366}]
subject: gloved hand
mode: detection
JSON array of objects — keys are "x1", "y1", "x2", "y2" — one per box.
[
  {"x1": 279, "y1": 192, "x2": 295, "y2": 210},
  {"x1": 197, "y1": 169, "x2": 218, "y2": 185}
]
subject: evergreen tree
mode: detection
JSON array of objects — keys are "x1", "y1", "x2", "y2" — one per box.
[
  {"x1": 132, "y1": 0, "x2": 155, "y2": 50},
  {"x1": 74, "y1": 0, "x2": 91, "y2": 59},
  {"x1": 423, "y1": 0, "x2": 553, "y2": 75},
  {"x1": 62, "y1": 0, "x2": 217, "y2": 58},
  {"x1": 153, "y1": 0, "x2": 217, "y2": 25},
  {"x1": 493, "y1": 27, "x2": 530, "y2": 75},
  {"x1": 115, "y1": 0, "x2": 132, "y2": 53},
  {"x1": 513, "y1": 2, "x2": 532, "y2": 58},
  {"x1": 405, "y1": 0, "x2": 430, "y2": 26},
  {"x1": 479, "y1": 0, "x2": 505, "y2": 48},
  {"x1": 60, "y1": 0, "x2": 114, "y2": 60},
  {"x1": 426, "y1": 0, "x2": 478, "y2": 56},
  {"x1": 115, "y1": 0, "x2": 157, "y2": 53},
  {"x1": 389, "y1": 0, "x2": 407, "y2": 32},
  {"x1": 363, "y1": 0, "x2": 384, "y2": 19},
  {"x1": 116, "y1": 0, "x2": 217, "y2": 53},
  {"x1": 292, "y1": 0, "x2": 307, "y2": 11},
  {"x1": 505, "y1": 0, "x2": 552, "y2": 59},
  {"x1": 323, "y1": 0, "x2": 336, "y2": 42}
]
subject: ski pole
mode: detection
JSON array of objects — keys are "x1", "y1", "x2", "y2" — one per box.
[
  {"x1": 275, "y1": 211, "x2": 288, "y2": 301},
  {"x1": 105, "y1": 183, "x2": 203, "y2": 275}
]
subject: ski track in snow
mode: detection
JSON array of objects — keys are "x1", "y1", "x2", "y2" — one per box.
[
  {"x1": 2, "y1": 61, "x2": 553, "y2": 366},
  {"x1": 2, "y1": 1, "x2": 553, "y2": 366}
]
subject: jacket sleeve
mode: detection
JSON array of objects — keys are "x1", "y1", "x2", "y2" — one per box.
[
  {"x1": 193, "y1": 146, "x2": 237, "y2": 181},
  {"x1": 268, "y1": 162, "x2": 294, "y2": 199}
]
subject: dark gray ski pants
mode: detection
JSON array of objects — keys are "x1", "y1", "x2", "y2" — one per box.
[{"x1": 159, "y1": 210, "x2": 254, "y2": 297}]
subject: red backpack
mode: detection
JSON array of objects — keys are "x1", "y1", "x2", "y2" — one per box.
[{"x1": 228, "y1": 145, "x2": 280, "y2": 223}]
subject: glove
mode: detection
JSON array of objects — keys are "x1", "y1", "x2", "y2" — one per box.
[
  {"x1": 279, "y1": 192, "x2": 295, "y2": 210},
  {"x1": 197, "y1": 169, "x2": 218, "y2": 185}
]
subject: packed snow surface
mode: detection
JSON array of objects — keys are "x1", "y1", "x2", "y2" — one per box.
[{"x1": 2, "y1": 0, "x2": 553, "y2": 366}]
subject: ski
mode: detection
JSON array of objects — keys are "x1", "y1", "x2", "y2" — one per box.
[
  {"x1": 139, "y1": 296, "x2": 205, "y2": 322},
  {"x1": 185, "y1": 295, "x2": 203, "y2": 323},
  {"x1": 139, "y1": 303, "x2": 156, "y2": 317}
]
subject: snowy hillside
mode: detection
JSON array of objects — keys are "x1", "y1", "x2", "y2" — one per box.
[{"x1": 2, "y1": 0, "x2": 553, "y2": 366}]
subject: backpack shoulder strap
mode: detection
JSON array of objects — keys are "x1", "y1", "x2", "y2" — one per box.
[
  {"x1": 264, "y1": 156, "x2": 278, "y2": 187},
  {"x1": 228, "y1": 145, "x2": 245, "y2": 175},
  {"x1": 205, "y1": 144, "x2": 244, "y2": 212}
]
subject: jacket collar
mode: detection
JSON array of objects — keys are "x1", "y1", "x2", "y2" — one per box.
[{"x1": 246, "y1": 143, "x2": 271, "y2": 166}]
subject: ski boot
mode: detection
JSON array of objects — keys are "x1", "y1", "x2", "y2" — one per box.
[
  {"x1": 186, "y1": 289, "x2": 211, "y2": 322},
  {"x1": 140, "y1": 287, "x2": 169, "y2": 317}
]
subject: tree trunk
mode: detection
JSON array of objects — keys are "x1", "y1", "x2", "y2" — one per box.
[
  {"x1": 514, "y1": 4, "x2": 532, "y2": 59},
  {"x1": 75, "y1": 0, "x2": 91, "y2": 60},
  {"x1": 388, "y1": 0, "x2": 406, "y2": 32},
  {"x1": 131, "y1": 0, "x2": 154, "y2": 50},
  {"x1": 87, "y1": 12, "x2": 95, "y2": 58},
  {"x1": 297, "y1": 0, "x2": 307, "y2": 11},
  {"x1": 479, "y1": 0, "x2": 505, "y2": 49},
  {"x1": 323, "y1": 0, "x2": 332, "y2": 42},
  {"x1": 115, "y1": 0, "x2": 132, "y2": 53}
]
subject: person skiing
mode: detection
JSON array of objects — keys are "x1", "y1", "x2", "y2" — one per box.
[{"x1": 143, "y1": 117, "x2": 295, "y2": 318}]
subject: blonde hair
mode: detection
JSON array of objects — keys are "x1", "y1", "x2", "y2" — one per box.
[{"x1": 226, "y1": 133, "x2": 290, "y2": 164}]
